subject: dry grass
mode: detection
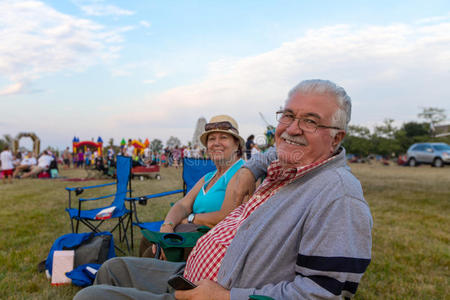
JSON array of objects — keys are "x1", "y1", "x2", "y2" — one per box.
[
  {"x1": 0, "y1": 163, "x2": 449, "y2": 299},
  {"x1": 350, "y1": 162, "x2": 450, "y2": 299},
  {"x1": 0, "y1": 166, "x2": 183, "y2": 300}
]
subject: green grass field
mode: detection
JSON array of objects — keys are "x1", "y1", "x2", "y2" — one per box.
[{"x1": 0, "y1": 163, "x2": 449, "y2": 299}]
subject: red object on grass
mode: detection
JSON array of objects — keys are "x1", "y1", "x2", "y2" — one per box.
[
  {"x1": 131, "y1": 165, "x2": 160, "y2": 179},
  {"x1": 38, "y1": 171, "x2": 51, "y2": 178},
  {"x1": 132, "y1": 165, "x2": 160, "y2": 173}
]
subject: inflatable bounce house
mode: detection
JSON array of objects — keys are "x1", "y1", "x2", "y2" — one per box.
[
  {"x1": 120, "y1": 138, "x2": 150, "y2": 156},
  {"x1": 73, "y1": 137, "x2": 103, "y2": 155}
]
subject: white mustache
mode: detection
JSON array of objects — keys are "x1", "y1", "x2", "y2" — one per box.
[{"x1": 280, "y1": 131, "x2": 308, "y2": 146}]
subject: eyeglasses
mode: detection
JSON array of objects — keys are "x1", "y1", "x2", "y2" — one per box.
[
  {"x1": 205, "y1": 121, "x2": 238, "y2": 133},
  {"x1": 276, "y1": 110, "x2": 342, "y2": 133}
]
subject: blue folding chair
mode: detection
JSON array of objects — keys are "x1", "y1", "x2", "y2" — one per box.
[
  {"x1": 182, "y1": 157, "x2": 217, "y2": 195},
  {"x1": 65, "y1": 155, "x2": 133, "y2": 254},
  {"x1": 128, "y1": 157, "x2": 216, "y2": 250}
]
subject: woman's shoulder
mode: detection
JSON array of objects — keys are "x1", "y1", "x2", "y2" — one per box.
[{"x1": 222, "y1": 159, "x2": 245, "y2": 181}]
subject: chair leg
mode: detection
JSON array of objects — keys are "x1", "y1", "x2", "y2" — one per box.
[
  {"x1": 70, "y1": 217, "x2": 75, "y2": 233},
  {"x1": 130, "y1": 218, "x2": 134, "y2": 251},
  {"x1": 118, "y1": 217, "x2": 122, "y2": 242},
  {"x1": 114, "y1": 244, "x2": 127, "y2": 255},
  {"x1": 78, "y1": 219, "x2": 105, "y2": 234},
  {"x1": 105, "y1": 219, "x2": 130, "y2": 254},
  {"x1": 119, "y1": 216, "x2": 131, "y2": 253}
]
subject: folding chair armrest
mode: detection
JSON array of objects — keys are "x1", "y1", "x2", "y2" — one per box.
[
  {"x1": 79, "y1": 190, "x2": 130, "y2": 202},
  {"x1": 126, "y1": 189, "x2": 183, "y2": 202},
  {"x1": 65, "y1": 182, "x2": 116, "y2": 192},
  {"x1": 126, "y1": 189, "x2": 183, "y2": 225},
  {"x1": 79, "y1": 194, "x2": 115, "y2": 202}
]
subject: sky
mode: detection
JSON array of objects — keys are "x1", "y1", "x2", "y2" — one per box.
[{"x1": 1, "y1": 0, "x2": 450, "y2": 151}]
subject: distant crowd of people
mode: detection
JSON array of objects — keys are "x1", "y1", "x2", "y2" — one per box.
[
  {"x1": 0, "y1": 135, "x2": 262, "y2": 184},
  {"x1": 0, "y1": 146, "x2": 58, "y2": 183}
]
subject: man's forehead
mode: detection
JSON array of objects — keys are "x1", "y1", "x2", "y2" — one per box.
[
  {"x1": 284, "y1": 92, "x2": 338, "y2": 118},
  {"x1": 284, "y1": 108, "x2": 322, "y2": 119}
]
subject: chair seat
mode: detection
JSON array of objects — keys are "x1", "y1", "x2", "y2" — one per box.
[
  {"x1": 133, "y1": 220, "x2": 163, "y2": 231},
  {"x1": 66, "y1": 205, "x2": 129, "y2": 220}
]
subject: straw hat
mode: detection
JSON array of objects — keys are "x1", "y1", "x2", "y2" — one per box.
[{"x1": 199, "y1": 115, "x2": 245, "y2": 148}]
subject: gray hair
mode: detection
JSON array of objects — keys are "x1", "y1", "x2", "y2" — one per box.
[{"x1": 286, "y1": 79, "x2": 352, "y2": 132}]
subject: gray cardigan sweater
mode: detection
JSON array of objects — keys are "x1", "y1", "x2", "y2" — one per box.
[{"x1": 216, "y1": 147, "x2": 373, "y2": 299}]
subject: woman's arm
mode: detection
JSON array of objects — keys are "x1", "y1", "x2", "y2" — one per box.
[
  {"x1": 160, "y1": 177, "x2": 204, "y2": 233},
  {"x1": 189, "y1": 169, "x2": 251, "y2": 228},
  {"x1": 193, "y1": 149, "x2": 279, "y2": 228}
]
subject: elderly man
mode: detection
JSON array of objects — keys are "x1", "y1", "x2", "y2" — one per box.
[{"x1": 75, "y1": 79, "x2": 372, "y2": 300}]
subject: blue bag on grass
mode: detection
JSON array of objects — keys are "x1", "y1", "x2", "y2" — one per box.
[
  {"x1": 44, "y1": 232, "x2": 115, "y2": 278},
  {"x1": 66, "y1": 263, "x2": 101, "y2": 287}
]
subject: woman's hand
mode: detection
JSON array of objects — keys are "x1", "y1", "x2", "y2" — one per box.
[{"x1": 160, "y1": 223, "x2": 175, "y2": 233}]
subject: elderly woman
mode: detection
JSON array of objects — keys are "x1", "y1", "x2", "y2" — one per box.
[{"x1": 140, "y1": 114, "x2": 245, "y2": 257}]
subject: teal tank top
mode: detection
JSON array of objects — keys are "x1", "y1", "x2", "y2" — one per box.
[{"x1": 192, "y1": 159, "x2": 244, "y2": 214}]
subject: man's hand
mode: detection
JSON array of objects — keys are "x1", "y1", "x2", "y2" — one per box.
[
  {"x1": 227, "y1": 167, "x2": 256, "y2": 204},
  {"x1": 175, "y1": 280, "x2": 230, "y2": 300},
  {"x1": 151, "y1": 244, "x2": 167, "y2": 260}
]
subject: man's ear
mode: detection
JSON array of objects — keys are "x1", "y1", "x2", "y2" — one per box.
[{"x1": 332, "y1": 131, "x2": 346, "y2": 149}]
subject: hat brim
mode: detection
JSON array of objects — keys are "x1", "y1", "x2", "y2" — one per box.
[{"x1": 200, "y1": 130, "x2": 245, "y2": 149}]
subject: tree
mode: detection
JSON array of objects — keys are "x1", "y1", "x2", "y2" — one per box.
[
  {"x1": 342, "y1": 125, "x2": 371, "y2": 156},
  {"x1": 342, "y1": 135, "x2": 371, "y2": 157},
  {"x1": 402, "y1": 122, "x2": 430, "y2": 138},
  {"x1": 418, "y1": 107, "x2": 446, "y2": 129},
  {"x1": 393, "y1": 122, "x2": 433, "y2": 153},
  {"x1": 150, "y1": 139, "x2": 163, "y2": 152},
  {"x1": 166, "y1": 136, "x2": 181, "y2": 149},
  {"x1": 0, "y1": 139, "x2": 8, "y2": 152},
  {"x1": 0, "y1": 134, "x2": 13, "y2": 152},
  {"x1": 374, "y1": 119, "x2": 396, "y2": 139},
  {"x1": 347, "y1": 125, "x2": 371, "y2": 138},
  {"x1": 2, "y1": 134, "x2": 13, "y2": 146},
  {"x1": 370, "y1": 119, "x2": 402, "y2": 156}
]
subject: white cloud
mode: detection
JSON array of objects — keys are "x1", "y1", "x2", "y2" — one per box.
[
  {"x1": 74, "y1": 0, "x2": 134, "y2": 16},
  {"x1": 415, "y1": 14, "x2": 450, "y2": 24},
  {"x1": 0, "y1": 82, "x2": 26, "y2": 96},
  {"x1": 107, "y1": 20, "x2": 450, "y2": 143},
  {"x1": 2, "y1": 9, "x2": 450, "y2": 148},
  {"x1": 155, "y1": 71, "x2": 168, "y2": 78},
  {"x1": 111, "y1": 69, "x2": 131, "y2": 77},
  {"x1": 0, "y1": 0, "x2": 126, "y2": 95},
  {"x1": 140, "y1": 20, "x2": 151, "y2": 28}
]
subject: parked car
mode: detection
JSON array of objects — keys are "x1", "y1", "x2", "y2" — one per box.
[{"x1": 406, "y1": 143, "x2": 450, "y2": 167}]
